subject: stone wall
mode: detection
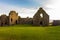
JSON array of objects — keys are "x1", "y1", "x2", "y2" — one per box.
[{"x1": 18, "y1": 17, "x2": 33, "y2": 24}]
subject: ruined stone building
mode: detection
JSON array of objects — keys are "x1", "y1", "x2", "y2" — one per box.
[
  {"x1": 52, "y1": 20, "x2": 60, "y2": 26},
  {"x1": 0, "y1": 8, "x2": 49, "y2": 26},
  {"x1": 33, "y1": 8, "x2": 49, "y2": 26}
]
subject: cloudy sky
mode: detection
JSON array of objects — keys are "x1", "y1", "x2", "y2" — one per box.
[{"x1": 0, "y1": 0, "x2": 60, "y2": 20}]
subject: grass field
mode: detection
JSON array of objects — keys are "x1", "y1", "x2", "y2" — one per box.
[{"x1": 0, "y1": 24, "x2": 60, "y2": 40}]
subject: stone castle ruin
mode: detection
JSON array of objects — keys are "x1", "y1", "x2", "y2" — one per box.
[{"x1": 0, "y1": 8, "x2": 49, "y2": 26}]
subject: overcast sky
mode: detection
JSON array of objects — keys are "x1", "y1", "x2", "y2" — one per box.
[{"x1": 0, "y1": 0, "x2": 60, "y2": 20}]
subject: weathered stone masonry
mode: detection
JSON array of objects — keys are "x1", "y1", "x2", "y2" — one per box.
[{"x1": 0, "y1": 7, "x2": 49, "y2": 26}]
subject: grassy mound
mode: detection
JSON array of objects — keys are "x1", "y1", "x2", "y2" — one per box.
[{"x1": 0, "y1": 25, "x2": 60, "y2": 40}]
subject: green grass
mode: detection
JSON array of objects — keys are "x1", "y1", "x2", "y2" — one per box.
[{"x1": 0, "y1": 25, "x2": 60, "y2": 40}]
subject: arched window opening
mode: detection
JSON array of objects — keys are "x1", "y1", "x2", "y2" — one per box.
[
  {"x1": 40, "y1": 21, "x2": 43, "y2": 25},
  {"x1": 11, "y1": 18, "x2": 13, "y2": 22},
  {"x1": 1, "y1": 23, "x2": 3, "y2": 26},
  {"x1": 15, "y1": 20, "x2": 17, "y2": 24},
  {"x1": 40, "y1": 13, "x2": 43, "y2": 18}
]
